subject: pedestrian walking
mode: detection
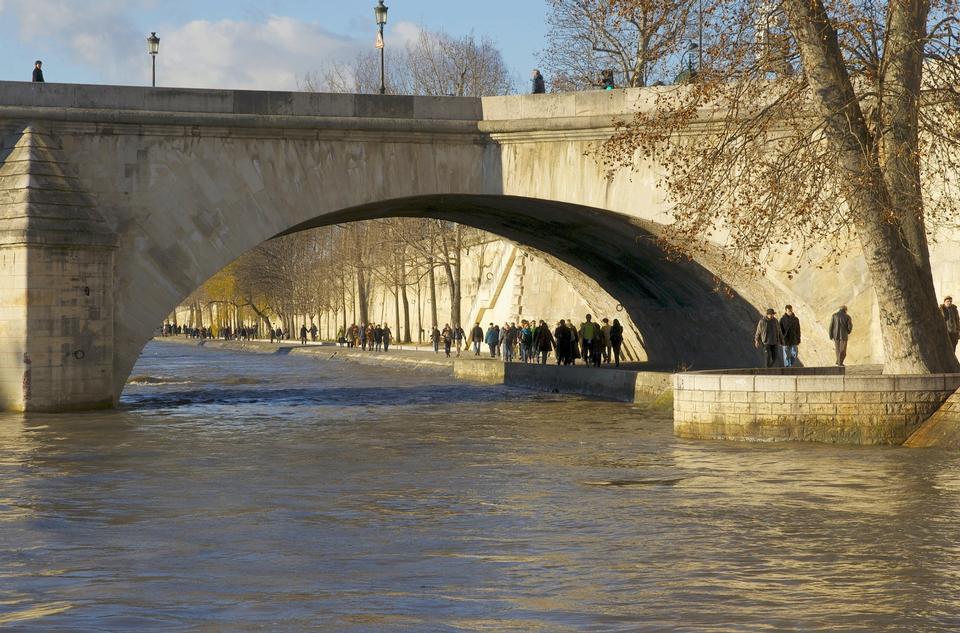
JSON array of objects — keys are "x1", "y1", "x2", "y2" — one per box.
[
  {"x1": 485, "y1": 323, "x2": 498, "y2": 358},
  {"x1": 471, "y1": 322, "x2": 484, "y2": 356},
  {"x1": 554, "y1": 320, "x2": 572, "y2": 365},
  {"x1": 32, "y1": 61, "x2": 44, "y2": 82},
  {"x1": 829, "y1": 305, "x2": 853, "y2": 366},
  {"x1": 442, "y1": 324, "x2": 453, "y2": 357},
  {"x1": 610, "y1": 319, "x2": 624, "y2": 367},
  {"x1": 534, "y1": 319, "x2": 555, "y2": 364},
  {"x1": 382, "y1": 326, "x2": 392, "y2": 352},
  {"x1": 503, "y1": 322, "x2": 517, "y2": 362},
  {"x1": 754, "y1": 308, "x2": 782, "y2": 368},
  {"x1": 942, "y1": 296, "x2": 960, "y2": 352},
  {"x1": 579, "y1": 314, "x2": 601, "y2": 367},
  {"x1": 601, "y1": 318, "x2": 612, "y2": 364},
  {"x1": 300, "y1": 324, "x2": 308, "y2": 345},
  {"x1": 454, "y1": 324, "x2": 465, "y2": 357},
  {"x1": 519, "y1": 320, "x2": 533, "y2": 363},
  {"x1": 779, "y1": 305, "x2": 801, "y2": 367},
  {"x1": 431, "y1": 326, "x2": 441, "y2": 354},
  {"x1": 531, "y1": 69, "x2": 546, "y2": 94}
]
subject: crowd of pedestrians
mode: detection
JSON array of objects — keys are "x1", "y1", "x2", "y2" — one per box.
[
  {"x1": 423, "y1": 314, "x2": 626, "y2": 367},
  {"x1": 754, "y1": 304, "x2": 853, "y2": 368},
  {"x1": 161, "y1": 322, "x2": 259, "y2": 341},
  {"x1": 336, "y1": 323, "x2": 394, "y2": 352}
]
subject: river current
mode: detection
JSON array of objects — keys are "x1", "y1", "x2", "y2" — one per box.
[{"x1": 1, "y1": 342, "x2": 960, "y2": 631}]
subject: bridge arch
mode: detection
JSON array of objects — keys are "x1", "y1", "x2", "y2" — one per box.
[
  {"x1": 0, "y1": 83, "x2": 779, "y2": 410},
  {"x1": 119, "y1": 193, "x2": 763, "y2": 399}
]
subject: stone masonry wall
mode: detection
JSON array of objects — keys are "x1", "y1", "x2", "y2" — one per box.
[
  {"x1": 674, "y1": 371, "x2": 960, "y2": 445},
  {"x1": 0, "y1": 245, "x2": 28, "y2": 408}
]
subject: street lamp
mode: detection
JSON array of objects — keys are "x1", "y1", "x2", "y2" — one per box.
[
  {"x1": 374, "y1": 1, "x2": 388, "y2": 95},
  {"x1": 147, "y1": 32, "x2": 160, "y2": 87}
]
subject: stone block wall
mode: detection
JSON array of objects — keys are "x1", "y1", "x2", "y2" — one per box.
[
  {"x1": 0, "y1": 245, "x2": 28, "y2": 408},
  {"x1": 674, "y1": 370, "x2": 960, "y2": 445},
  {"x1": 22, "y1": 246, "x2": 115, "y2": 411}
]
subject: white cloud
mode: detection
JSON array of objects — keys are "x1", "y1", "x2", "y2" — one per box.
[
  {"x1": 1, "y1": 1, "x2": 423, "y2": 91},
  {"x1": 153, "y1": 16, "x2": 363, "y2": 90}
]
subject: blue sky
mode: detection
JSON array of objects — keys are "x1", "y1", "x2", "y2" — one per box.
[{"x1": 0, "y1": 0, "x2": 551, "y2": 91}]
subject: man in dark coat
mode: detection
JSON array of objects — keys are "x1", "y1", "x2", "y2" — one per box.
[
  {"x1": 754, "y1": 308, "x2": 782, "y2": 368},
  {"x1": 554, "y1": 320, "x2": 572, "y2": 365},
  {"x1": 942, "y1": 296, "x2": 960, "y2": 352},
  {"x1": 779, "y1": 305, "x2": 801, "y2": 367},
  {"x1": 32, "y1": 61, "x2": 44, "y2": 82},
  {"x1": 829, "y1": 305, "x2": 853, "y2": 366},
  {"x1": 471, "y1": 322, "x2": 484, "y2": 356},
  {"x1": 531, "y1": 69, "x2": 546, "y2": 94}
]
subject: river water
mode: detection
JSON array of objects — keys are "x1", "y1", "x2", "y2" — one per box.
[{"x1": 1, "y1": 342, "x2": 960, "y2": 631}]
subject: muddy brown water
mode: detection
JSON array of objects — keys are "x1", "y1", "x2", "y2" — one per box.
[{"x1": 1, "y1": 342, "x2": 959, "y2": 631}]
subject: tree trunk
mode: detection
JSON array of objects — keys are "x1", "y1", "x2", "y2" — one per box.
[
  {"x1": 394, "y1": 283, "x2": 401, "y2": 343},
  {"x1": 428, "y1": 255, "x2": 439, "y2": 329},
  {"x1": 356, "y1": 269, "x2": 370, "y2": 326},
  {"x1": 783, "y1": 0, "x2": 958, "y2": 374}
]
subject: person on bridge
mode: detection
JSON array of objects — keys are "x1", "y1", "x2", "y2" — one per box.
[
  {"x1": 610, "y1": 319, "x2": 624, "y2": 367},
  {"x1": 299, "y1": 324, "x2": 308, "y2": 345},
  {"x1": 601, "y1": 69, "x2": 615, "y2": 90},
  {"x1": 829, "y1": 306, "x2": 853, "y2": 366},
  {"x1": 779, "y1": 305, "x2": 802, "y2": 367},
  {"x1": 942, "y1": 296, "x2": 960, "y2": 352},
  {"x1": 531, "y1": 69, "x2": 546, "y2": 94},
  {"x1": 471, "y1": 322, "x2": 484, "y2": 356},
  {"x1": 754, "y1": 308, "x2": 782, "y2": 368},
  {"x1": 32, "y1": 60, "x2": 44, "y2": 82}
]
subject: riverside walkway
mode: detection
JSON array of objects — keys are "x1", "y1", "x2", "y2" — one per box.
[{"x1": 150, "y1": 337, "x2": 674, "y2": 406}]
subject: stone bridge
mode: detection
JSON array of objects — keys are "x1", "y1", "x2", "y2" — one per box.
[{"x1": 0, "y1": 81, "x2": 955, "y2": 411}]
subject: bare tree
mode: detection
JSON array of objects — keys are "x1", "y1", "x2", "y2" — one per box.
[
  {"x1": 541, "y1": 0, "x2": 694, "y2": 90},
  {"x1": 303, "y1": 28, "x2": 514, "y2": 96},
  {"x1": 600, "y1": 0, "x2": 960, "y2": 373}
]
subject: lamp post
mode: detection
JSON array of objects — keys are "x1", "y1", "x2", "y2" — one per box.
[
  {"x1": 374, "y1": 0, "x2": 389, "y2": 95},
  {"x1": 147, "y1": 32, "x2": 160, "y2": 87}
]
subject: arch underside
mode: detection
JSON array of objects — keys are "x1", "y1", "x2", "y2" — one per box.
[{"x1": 281, "y1": 195, "x2": 761, "y2": 371}]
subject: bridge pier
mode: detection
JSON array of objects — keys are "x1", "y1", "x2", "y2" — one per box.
[{"x1": 0, "y1": 125, "x2": 116, "y2": 411}]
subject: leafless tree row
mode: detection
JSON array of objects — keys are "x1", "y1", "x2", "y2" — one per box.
[{"x1": 181, "y1": 219, "x2": 490, "y2": 342}]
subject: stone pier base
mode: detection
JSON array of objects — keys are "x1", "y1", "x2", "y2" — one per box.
[{"x1": 0, "y1": 124, "x2": 116, "y2": 412}]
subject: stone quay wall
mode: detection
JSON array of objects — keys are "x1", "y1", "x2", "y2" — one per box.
[
  {"x1": 454, "y1": 359, "x2": 673, "y2": 406},
  {"x1": 673, "y1": 368, "x2": 960, "y2": 445}
]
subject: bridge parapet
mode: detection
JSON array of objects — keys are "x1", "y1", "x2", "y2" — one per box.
[{"x1": 0, "y1": 81, "x2": 483, "y2": 121}]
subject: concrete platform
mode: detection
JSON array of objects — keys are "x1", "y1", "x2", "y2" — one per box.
[{"x1": 674, "y1": 367, "x2": 960, "y2": 445}]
